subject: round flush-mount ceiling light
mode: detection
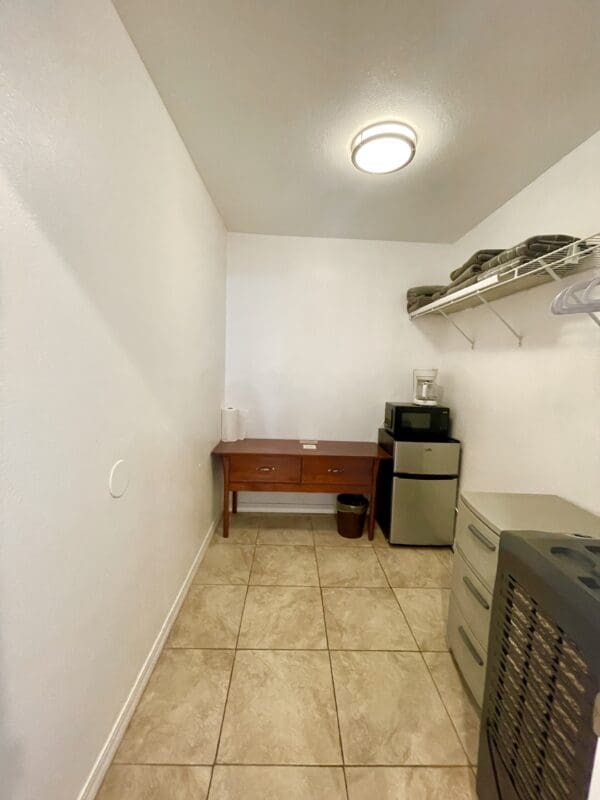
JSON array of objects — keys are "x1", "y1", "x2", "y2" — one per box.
[{"x1": 351, "y1": 121, "x2": 417, "y2": 174}]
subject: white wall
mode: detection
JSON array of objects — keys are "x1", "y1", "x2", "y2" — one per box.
[
  {"x1": 0, "y1": 3, "x2": 226, "y2": 800},
  {"x1": 226, "y1": 234, "x2": 452, "y2": 509},
  {"x1": 1, "y1": 4, "x2": 597, "y2": 794},
  {"x1": 427, "y1": 132, "x2": 600, "y2": 515},
  {"x1": 226, "y1": 132, "x2": 600, "y2": 515}
]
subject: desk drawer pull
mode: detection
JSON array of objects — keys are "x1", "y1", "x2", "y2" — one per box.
[
  {"x1": 462, "y1": 575, "x2": 490, "y2": 610},
  {"x1": 468, "y1": 523, "x2": 496, "y2": 552},
  {"x1": 327, "y1": 467, "x2": 344, "y2": 474},
  {"x1": 256, "y1": 465, "x2": 276, "y2": 473},
  {"x1": 458, "y1": 625, "x2": 484, "y2": 666}
]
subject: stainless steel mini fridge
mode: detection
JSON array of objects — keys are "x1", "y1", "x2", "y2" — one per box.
[{"x1": 376, "y1": 428, "x2": 461, "y2": 545}]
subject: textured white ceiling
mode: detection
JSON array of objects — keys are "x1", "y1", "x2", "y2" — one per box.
[{"x1": 114, "y1": 0, "x2": 600, "y2": 243}]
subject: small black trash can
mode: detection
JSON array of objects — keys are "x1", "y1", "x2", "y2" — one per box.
[{"x1": 336, "y1": 494, "x2": 369, "y2": 539}]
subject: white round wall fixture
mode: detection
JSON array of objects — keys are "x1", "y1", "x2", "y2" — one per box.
[
  {"x1": 351, "y1": 121, "x2": 417, "y2": 174},
  {"x1": 109, "y1": 459, "x2": 130, "y2": 498}
]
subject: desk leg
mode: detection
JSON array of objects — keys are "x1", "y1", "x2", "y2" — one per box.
[
  {"x1": 367, "y1": 459, "x2": 380, "y2": 541},
  {"x1": 232, "y1": 491, "x2": 238, "y2": 514},
  {"x1": 222, "y1": 457, "x2": 230, "y2": 538}
]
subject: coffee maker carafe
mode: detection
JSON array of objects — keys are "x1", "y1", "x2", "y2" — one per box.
[{"x1": 413, "y1": 368, "x2": 440, "y2": 406}]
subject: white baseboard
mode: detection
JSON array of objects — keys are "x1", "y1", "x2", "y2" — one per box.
[{"x1": 77, "y1": 519, "x2": 217, "y2": 800}]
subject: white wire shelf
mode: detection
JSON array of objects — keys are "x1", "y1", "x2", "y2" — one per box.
[{"x1": 409, "y1": 233, "x2": 600, "y2": 347}]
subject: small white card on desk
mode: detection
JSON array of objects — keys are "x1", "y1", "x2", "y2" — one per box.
[
  {"x1": 300, "y1": 440, "x2": 318, "y2": 449},
  {"x1": 302, "y1": 444, "x2": 317, "y2": 449}
]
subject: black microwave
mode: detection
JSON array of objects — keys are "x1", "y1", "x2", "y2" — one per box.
[{"x1": 384, "y1": 403, "x2": 451, "y2": 440}]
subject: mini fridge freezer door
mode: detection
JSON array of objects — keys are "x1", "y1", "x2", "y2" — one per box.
[
  {"x1": 393, "y1": 440, "x2": 460, "y2": 476},
  {"x1": 390, "y1": 476, "x2": 458, "y2": 545}
]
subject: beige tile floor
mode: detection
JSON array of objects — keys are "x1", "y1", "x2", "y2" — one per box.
[{"x1": 98, "y1": 513, "x2": 479, "y2": 800}]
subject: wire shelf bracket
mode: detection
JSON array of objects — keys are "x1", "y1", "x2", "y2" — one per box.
[
  {"x1": 587, "y1": 312, "x2": 600, "y2": 328},
  {"x1": 540, "y1": 256, "x2": 563, "y2": 282},
  {"x1": 440, "y1": 310, "x2": 475, "y2": 348},
  {"x1": 478, "y1": 295, "x2": 522, "y2": 345}
]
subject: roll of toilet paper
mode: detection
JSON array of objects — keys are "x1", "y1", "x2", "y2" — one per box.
[{"x1": 221, "y1": 406, "x2": 240, "y2": 442}]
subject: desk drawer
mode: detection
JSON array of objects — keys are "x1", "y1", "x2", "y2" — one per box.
[
  {"x1": 451, "y1": 547, "x2": 493, "y2": 650},
  {"x1": 455, "y1": 499, "x2": 499, "y2": 590},
  {"x1": 302, "y1": 456, "x2": 372, "y2": 486},
  {"x1": 229, "y1": 454, "x2": 301, "y2": 483}
]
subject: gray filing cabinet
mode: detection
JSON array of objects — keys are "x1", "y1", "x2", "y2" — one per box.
[{"x1": 447, "y1": 491, "x2": 600, "y2": 707}]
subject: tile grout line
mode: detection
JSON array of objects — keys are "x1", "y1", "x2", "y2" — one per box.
[
  {"x1": 372, "y1": 545, "x2": 421, "y2": 650},
  {"x1": 372, "y1": 542, "x2": 471, "y2": 765},
  {"x1": 164, "y1": 645, "x2": 423, "y2": 652},
  {"x1": 372, "y1": 543, "x2": 453, "y2": 587},
  {"x1": 374, "y1": 543, "x2": 474, "y2": 770},
  {"x1": 113, "y1": 759, "x2": 477, "y2": 769},
  {"x1": 372, "y1": 543, "x2": 469, "y2": 753},
  {"x1": 420, "y1": 650, "x2": 473, "y2": 767},
  {"x1": 432, "y1": 544, "x2": 455, "y2": 569},
  {"x1": 152, "y1": 645, "x2": 436, "y2": 653},
  {"x1": 205, "y1": 540, "x2": 258, "y2": 798},
  {"x1": 196, "y1": 582, "x2": 320, "y2": 588},
  {"x1": 312, "y1": 519, "x2": 350, "y2": 800}
]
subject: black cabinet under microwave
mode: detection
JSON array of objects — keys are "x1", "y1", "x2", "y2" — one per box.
[{"x1": 384, "y1": 403, "x2": 451, "y2": 441}]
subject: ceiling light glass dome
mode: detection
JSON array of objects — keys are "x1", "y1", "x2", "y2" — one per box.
[{"x1": 351, "y1": 122, "x2": 417, "y2": 174}]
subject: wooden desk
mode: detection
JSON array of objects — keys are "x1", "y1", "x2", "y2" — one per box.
[{"x1": 212, "y1": 439, "x2": 388, "y2": 540}]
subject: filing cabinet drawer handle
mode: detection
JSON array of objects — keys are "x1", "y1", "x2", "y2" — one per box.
[
  {"x1": 458, "y1": 625, "x2": 484, "y2": 666},
  {"x1": 327, "y1": 467, "x2": 344, "y2": 474},
  {"x1": 462, "y1": 575, "x2": 490, "y2": 610},
  {"x1": 468, "y1": 523, "x2": 496, "y2": 552},
  {"x1": 256, "y1": 465, "x2": 276, "y2": 473}
]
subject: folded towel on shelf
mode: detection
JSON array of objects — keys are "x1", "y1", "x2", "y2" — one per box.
[
  {"x1": 406, "y1": 285, "x2": 446, "y2": 302},
  {"x1": 449, "y1": 249, "x2": 504, "y2": 282},
  {"x1": 445, "y1": 262, "x2": 494, "y2": 293},
  {"x1": 434, "y1": 274, "x2": 480, "y2": 300},
  {"x1": 447, "y1": 274, "x2": 480, "y2": 294},
  {"x1": 443, "y1": 236, "x2": 581, "y2": 296},
  {"x1": 479, "y1": 243, "x2": 586, "y2": 283},
  {"x1": 406, "y1": 284, "x2": 445, "y2": 312},
  {"x1": 407, "y1": 295, "x2": 438, "y2": 313},
  {"x1": 476, "y1": 256, "x2": 528, "y2": 281},
  {"x1": 482, "y1": 235, "x2": 578, "y2": 272}
]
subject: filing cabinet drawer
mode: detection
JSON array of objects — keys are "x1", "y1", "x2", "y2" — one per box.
[
  {"x1": 455, "y1": 499, "x2": 499, "y2": 589},
  {"x1": 447, "y1": 598, "x2": 487, "y2": 707},
  {"x1": 451, "y1": 547, "x2": 493, "y2": 650},
  {"x1": 229, "y1": 454, "x2": 301, "y2": 483},
  {"x1": 301, "y1": 456, "x2": 372, "y2": 486}
]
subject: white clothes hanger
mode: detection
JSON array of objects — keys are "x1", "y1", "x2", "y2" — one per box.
[{"x1": 551, "y1": 273, "x2": 600, "y2": 316}]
